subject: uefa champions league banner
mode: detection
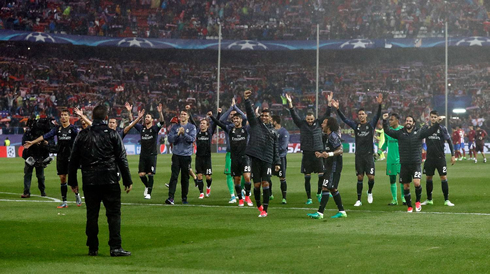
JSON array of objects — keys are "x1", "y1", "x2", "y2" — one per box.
[{"x1": 2, "y1": 30, "x2": 490, "y2": 50}]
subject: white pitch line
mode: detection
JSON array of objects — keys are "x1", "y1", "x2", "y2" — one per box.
[
  {"x1": 0, "y1": 192, "x2": 61, "y2": 202},
  {"x1": 1, "y1": 194, "x2": 490, "y2": 216}
]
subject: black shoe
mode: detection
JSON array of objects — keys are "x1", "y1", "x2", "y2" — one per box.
[
  {"x1": 88, "y1": 250, "x2": 98, "y2": 256},
  {"x1": 110, "y1": 248, "x2": 131, "y2": 257},
  {"x1": 21, "y1": 194, "x2": 30, "y2": 198},
  {"x1": 41, "y1": 192, "x2": 47, "y2": 197}
]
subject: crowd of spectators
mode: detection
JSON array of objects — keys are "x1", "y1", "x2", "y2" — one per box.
[
  {"x1": 1, "y1": 44, "x2": 489, "y2": 135},
  {"x1": 1, "y1": 0, "x2": 490, "y2": 40}
]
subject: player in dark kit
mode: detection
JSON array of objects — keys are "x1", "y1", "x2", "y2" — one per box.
[
  {"x1": 383, "y1": 112, "x2": 442, "y2": 212},
  {"x1": 193, "y1": 110, "x2": 220, "y2": 199},
  {"x1": 244, "y1": 90, "x2": 280, "y2": 217},
  {"x1": 332, "y1": 94, "x2": 383, "y2": 206},
  {"x1": 474, "y1": 125, "x2": 488, "y2": 163},
  {"x1": 271, "y1": 115, "x2": 290, "y2": 204},
  {"x1": 25, "y1": 109, "x2": 80, "y2": 208},
  {"x1": 286, "y1": 93, "x2": 332, "y2": 205},
  {"x1": 211, "y1": 111, "x2": 254, "y2": 207},
  {"x1": 307, "y1": 116, "x2": 346, "y2": 219},
  {"x1": 421, "y1": 111, "x2": 456, "y2": 207},
  {"x1": 134, "y1": 104, "x2": 165, "y2": 200}
]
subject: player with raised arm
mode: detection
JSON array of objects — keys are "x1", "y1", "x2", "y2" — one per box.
[
  {"x1": 134, "y1": 104, "x2": 165, "y2": 199},
  {"x1": 421, "y1": 110, "x2": 456, "y2": 207},
  {"x1": 331, "y1": 94, "x2": 383, "y2": 206},
  {"x1": 286, "y1": 92, "x2": 332, "y2": 205}
]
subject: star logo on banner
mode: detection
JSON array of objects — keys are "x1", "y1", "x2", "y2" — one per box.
[
  {"x1": 227, "y1": 40, "x2": 267, "y2": 50},
  {"x1": 455, "y1": 36, "x2": 490, "y2": 46},
  {"x1": 117, "y1": 38, "x2": 154, "y2": 48},
  {"x1": 340, "y1": 39, "x2": 374, "y2": 49},
  {"x1": 24, "y1": 32, "x2": 56, "y2": 43}
]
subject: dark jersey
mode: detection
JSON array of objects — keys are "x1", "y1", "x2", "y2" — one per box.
[
  {"x1": 338, "y1": 105, "x2": 380, "y2": 156},
  {"x1": 228, "y1": 127, "x2": 248, "y2": 157},
  {"x1": 134, "y1": 122, "x2": 163, "y2": 156},
  {"x1": 43, "y1": 124, "x2": 78, "y2": 158},
  {"x1": 476, "y1": 129, "x2": 488, "y2": 144},
  {"x1": 324, "y1": 131, "x2": 343, "y2": 172},
  {"x1": 116, "y1": 127, "x2": 126, "y2": 139},
  {"x1": 196, "y1": 130, "x2": 212, "y2": 157},
  {"x1": 426, "y1": 125, "x2": 451, "y2": 159}
]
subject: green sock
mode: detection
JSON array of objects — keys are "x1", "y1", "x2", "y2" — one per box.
[
  {"x1": 226, "y1": 174, "x2": 234, "y2": 196},
  {"x1": 400, "y1": 182, "x2": 406, "y2": 202},
  {"x1": 390, "y1": 175, "x2": 397, "y2": 201},
  {"x1": 241, "y1": 176, "x2": 245, "y2": 189}
]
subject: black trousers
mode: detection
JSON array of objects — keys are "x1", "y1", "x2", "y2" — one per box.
[
  {"x1": 168, "y1": 154, "x2": 191, "y2": 201},
  {"x1": 83, "y1": 184, "x2": 122, "y2": 251},
  {"x1": 23, "y1": 163, "x2": 45, "y2": 195}
]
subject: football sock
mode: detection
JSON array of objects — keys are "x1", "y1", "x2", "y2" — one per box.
[
  {"x1": 254, "y1": 187, "x2": 261, "y2": 207},
  {"x1": 197, "y1": 179, "x2": 204, "y2": 193},
  {"x1": 368, "y1": 179, "x2": 374, "y2": 194},
  {"x1": 400, "y1": 183, "x2": 405, "y2": 201},
  {"x1": 389, "y1": 175, "x2": 397, "y2": 200},
  {"x1": 404, "y1": 188, "x2": 412, "y2": 208},
  {"x1": 61, "y1": 183, "x2": 67, "y2": 201},
  {"x1": 317, "y1": 174, "x2": 323, "y2": 195},
  {"x1": 235, "y1": 185, "x2": 243, "y2": 200},
  {"x1": 269, "y1": 179, "x2": 273, "y2": 195},
  {"x1": 332, "y1": 191, "x2": 344, "y2": 211},
  {"x1": 357, "y1": 180, "x2": 363, "y2": 200},
  {"x1": 318, "y1": 191, "x2": 330, "y2": 214},
  {"x1": 206, "y1": 178, "x2": 212, "y2": 188},
  {"x1": 441, "y1": 180, "x2": 449, "y2": 200},
  {"x1": 226, "y1": 175, "x2": 234, "y2": 195},
  {"x1": 262, "y1": 187, "x2": 270, "y2": 212},
  {"x1": 148, "y1": 175, "x2": 154, "y2": 195},
  {"x1": 280, "y1": 179, "x2": 287, "y2": 199},
  {"x1": 304, "y1": 175, "x2": 311, "y2": 199},
  {"x1": 415, "y1": 185, "x2": 422, "y2": 202},
  {"x1": 244, "y1": 181, "x2": 251, "y2": 196},
  {"x1": 140, "y1": 175, "x2": 148, "y2": 187},
  {"x1": 426, "y1": 180, "x2": 433, "y2": 200}
]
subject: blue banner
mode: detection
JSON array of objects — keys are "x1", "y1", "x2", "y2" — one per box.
[{"x1": 2, "y1": 30, "x2": 490, "y2": 50}]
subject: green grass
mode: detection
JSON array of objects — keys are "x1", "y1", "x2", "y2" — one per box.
[{"x1": 1, "y1": 153, "x2": 489, "y2": 273}]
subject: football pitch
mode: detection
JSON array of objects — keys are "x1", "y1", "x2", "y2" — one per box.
[{"x1": 0, "y1": 153, "x2": 489, "y2": 273}]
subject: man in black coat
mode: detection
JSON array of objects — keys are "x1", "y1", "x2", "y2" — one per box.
[
  {"x1": 244, "y1": 90, "x2": 280, "y2": 217},
  {"x1": 68, "y1": 105, "x2": 133, "y2": 257}
]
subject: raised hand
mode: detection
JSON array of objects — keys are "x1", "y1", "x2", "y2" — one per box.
[
  {"x1": 327, "y1": 91, "x2": 333, "y2": 102},
  {"x1": 207, "y1": 111, "x2": 213, "y2": 117},
  {"x1": 125, "y1": 102, "x2": 133, "y2": 112},
  {"x1": 157, "y1": 103, "x2": 163, "y2": 113},
  {"x1": 382, "y1": 113, "x2": 389, "y2": 120},
  {"x1": 231, "y1": 97, "x2": 236, "y2": 106},
  {"x1": 185, "y1": 105, "x2": 191, "y2": 111},
  {"x1": 218, "y1": 108, "x2": 222, "y2": 113},
  {"x1": 331, "y1": 99, "x2": 339, "y2": 109},
  {"x1": 285, "y1": 94, "x2": 293, "y2": 108},
  {"x1": 138, "y1": 109, "x2": 145, "y2": 118},
  {"x1": 73, "y1": 107, "x2": 83, "y2": 117},
  {"x1": 244, "y1": 90, "x2": 252, "y2": 99},
  {"x1": 377, "y1": 93, "x2": 383, "y2": 104}
]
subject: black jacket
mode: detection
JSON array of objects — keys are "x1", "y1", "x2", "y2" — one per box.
[
  {"x1": 289, "y1": 106, "x2": 330, "y2": 152},
  {"x1": 383, "y1": 120, "x2": 440, "y2": 165},
  {"x1": 244, "y1": 99, "x2": 280, "y2": 165},
  {"x1": 68, "y1": 120, "x2": 132, "y2": 188}
]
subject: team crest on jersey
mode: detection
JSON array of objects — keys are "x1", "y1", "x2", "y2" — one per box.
[
  {"x1": 68, "y1": 129, "x2": 71, "y2": 134},
  {"x1": 186, "y1": 129, "x2": 189, "y2": 133}
]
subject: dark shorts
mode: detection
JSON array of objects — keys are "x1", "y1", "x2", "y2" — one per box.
[
  {"x1": 56, "y1": 156, "x2": 69, "y2": 175},
  {"x1": 355, "y1": 155, "x2": 375, "y2": 176},
  {"x1": 195, "y1": 156, "x2": 212, "y2": 175},
  {"x1": 139, "y1": 154, "x2": 157, "y2": 174},
  {"x1": 321, "y1": 170, "x2": 341, "y2": 190},
  {"x1": 231, "y1": 155, "x2": 251, "y2": 177},
  {"x1": 272, "y1": 157, "x2": 287, "y2": 178},
  {"x1": 423, "y1": 158, "x2": 447, "y2": 176},
  {"x1": 301, "y1": 152, "x2": 324, "y2": 174},
  {"x1": 476, "y1": 142, "x2": 485, "y2": 152},
  {"x1": 399, "y1": 164, "x2": 422, "y2": 184},
  {"x1": 251, "y1": 157, "x2": 272, "y2": 183}
]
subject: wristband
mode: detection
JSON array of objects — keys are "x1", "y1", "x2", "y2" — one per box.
[{"x1": 328, "y1": 152, "x2": 334, "y2": 157}]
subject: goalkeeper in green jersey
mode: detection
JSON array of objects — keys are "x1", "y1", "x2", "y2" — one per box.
[{"x1": 378, "y1": 113, "x2": 405, "y2": 205}]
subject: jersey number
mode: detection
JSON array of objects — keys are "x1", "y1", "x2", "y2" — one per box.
[
  {"x1": 267, "y1": 168, "x2": 272, "y2": 175},
  {"x1": 322, "y1": 179, "x2": 329, "y2": 187},
  {"x1": 414, "y1": 171, "x2": 421, "y2": 179},
  {"x1": 244, "y1": 166, "x2": 251, "y2": 172}
]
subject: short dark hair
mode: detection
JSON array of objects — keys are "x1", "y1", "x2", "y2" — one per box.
[
  {"x1": 233, "y1": 113, "x2": 242, "y2": 118},
  {"x1": 406, "y1": 115, "x2": 415, "y2": 122},
  {"x1": 272, "y1": 115, "x2": 281, "y2": 124},
  {"x1": 93, "y1": 105, "x2": 109, "y2": 120},
  {"x1": 306, "y1": 110, "x2": 315, "y2": 117},
  {"x1": 327, "y1": 117, "x2": 339, "y2": 132},
  {"x1": 358, "y1": 108, "x2": 365, "y2": 113},
  {"x1": 61, "y1": 109, "x2": 69, "y2": 115},
  {"x1": 430, "y1": 110, "x2": 438, "y2": 116},
  {"x1": 261, "y1": 109, "x2": 270, "y2": 114},
  {"x1": 390, "y1": 113, "x2": 400, "y2": 120}
]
